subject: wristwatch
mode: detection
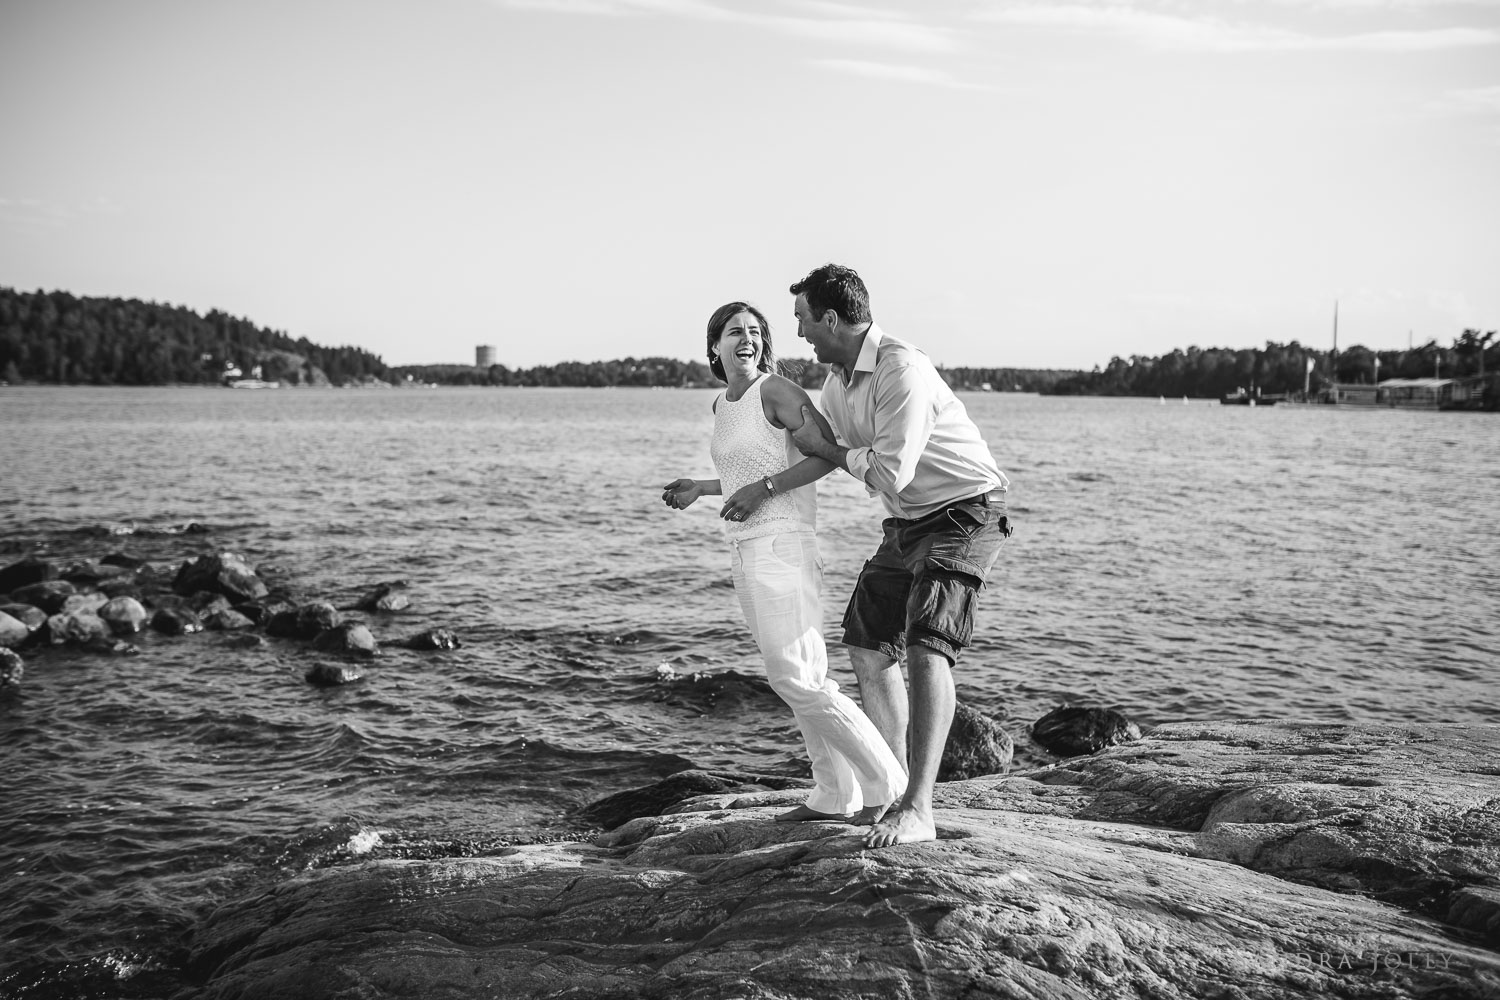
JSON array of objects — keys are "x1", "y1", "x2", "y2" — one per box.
[{"x1": 763, "y1": 476, "x2": 776, "y2": 496}]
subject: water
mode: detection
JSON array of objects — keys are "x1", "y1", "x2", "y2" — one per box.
[{"x1": 1, "y1": 386, "x2": 1497, "y2": 998}]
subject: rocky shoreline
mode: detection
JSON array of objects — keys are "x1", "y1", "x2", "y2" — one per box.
[{"x1": 186, "y1": 720, "x2": 1500, "y2": 999}]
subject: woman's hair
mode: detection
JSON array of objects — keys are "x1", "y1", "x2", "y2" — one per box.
[{"x1": 706, "y1": 301, "x2": 776, "y2": 384}]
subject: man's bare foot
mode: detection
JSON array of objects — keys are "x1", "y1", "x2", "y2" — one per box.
[
  {"x1": 851, "y1": 803, "x2": 891, "y2": 827},
  {"x1": 863, "y1": 806, "x2": 935, "y2": 848},
  {"x1": 776, "y1": 804, "x2": 852, "y2": 823}
]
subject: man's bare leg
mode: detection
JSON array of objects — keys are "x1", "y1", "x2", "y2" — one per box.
[
  {"x1": 848, "y1": 646, "x2": 908, "y2": 767},
  {"x1": 865, "y1": 644, "x2": 953, "y2": 848}
]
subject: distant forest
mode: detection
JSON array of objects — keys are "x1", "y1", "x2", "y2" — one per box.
[
  {"x1": 2, "y1": 287, "x2": 1494, "y2": 397},
  {"x1": 0, "y1": 288, "x2": 385, "y2": 387}
]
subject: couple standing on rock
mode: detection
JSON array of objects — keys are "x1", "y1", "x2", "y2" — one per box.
[{"x1": 662, "y1": 264, "x2": 1011, "y2": 849}]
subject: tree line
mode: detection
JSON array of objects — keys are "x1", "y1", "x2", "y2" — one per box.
[
  {"x1": 3, "y1": 287, "x2": 1493, "y2": 397},
  {"x1": 1032, "y1": 333, "x2": 1497, "y2": 398},
  {"x1": 0, "y1": 288, "x2": 385, "y2": 386}
]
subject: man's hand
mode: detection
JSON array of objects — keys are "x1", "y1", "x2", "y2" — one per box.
[
  {"x1": 790, "y1": 403, "x2": 837, "y2": 462},
  {"x1": 662, "y1": 479, "x2": 703, "y2": 510}
]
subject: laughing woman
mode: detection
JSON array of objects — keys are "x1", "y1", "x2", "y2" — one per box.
[{"x1": 662, "y1": 301, "x2": 906, "y2": 825}]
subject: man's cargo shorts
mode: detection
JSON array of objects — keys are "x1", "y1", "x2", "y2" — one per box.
[{"x1": 840, "y1": 490, "x2": 1011, "y2": 664}]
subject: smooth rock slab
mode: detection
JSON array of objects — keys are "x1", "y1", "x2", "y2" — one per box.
[{"x1": 189, "y1": 721, "x2": 1500, "y2": 1000}]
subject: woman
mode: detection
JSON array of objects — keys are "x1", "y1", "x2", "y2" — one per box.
[{"x1": 662, "y1": 301, "x2": 905, "y2": 825}]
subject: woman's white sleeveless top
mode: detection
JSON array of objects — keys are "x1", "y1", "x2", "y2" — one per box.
[{"x1": 709, "y1": 376, "x2": 816, "y2": 541}]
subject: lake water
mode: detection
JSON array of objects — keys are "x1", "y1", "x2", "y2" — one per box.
[{"x1": 1, "y1": 386, "x2": 1496, "y2": 998}]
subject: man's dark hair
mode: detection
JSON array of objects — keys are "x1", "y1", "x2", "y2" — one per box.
[{"x1": 789, "y1": 264, "x2": 872, "y2": 325}]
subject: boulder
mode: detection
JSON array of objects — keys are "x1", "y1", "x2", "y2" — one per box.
[
  {"x1": 311, "y1": 622, "x2": 379, "y2": 658},
  {"x1": 305, "y1": 662, "x2": 363, "y2": 686},
  {"x1": 60, "y1": 591, "x2": 108, "y2": 616},
  {"x1": 1031, "y1": 704, "x2": 1142, "y2": 757},
  {"x1": 204, "y1": 609, "x2": 255, "y2": 631},
  {"x1": 399, "y1": 628, "x2": 461, "y2": 651},
  {"x1": 8, "y1": 580, "x2": 77, "y2": 615},
  {"x1": 101, "y1": 551, "x2": 148, "y2": 570},
  {"x1": 151, "y1": 606, "x2": 203, "y2": 636},
  {"x1": 0, "y1": 556, "x2": 56, "y2": 593},
  {"x1": 0, "y1": 603, "x2": 47, "y2": 634},
  {"x1": 353, "y1": 581, "x2": 410, "y2": 612},
  {"x1": 0, "y1": 648, "x2": 22, "y2": 695},
  {"x1": 266, "y1": 603, "x2": 341, "y2": 639},
  {"x1": 61, "y1": 561, "x2": 129, "y2": 585},
  {"x1": 186, "y1": 722, "x2": 1500, "y2": 1000},
  {"x1": 939, "y1": 701, "x2": 1014, "y2": 781},
  {"x1": 45, "y1": 612, "x2": 111, "y2": 646},
  {"x1": 97, "y1": 577, "x2": 145, "y2": 600},
  {"x1": 0, "y1": 611, "x2": 29, "y2": 649},
  {"x1": 189, "y1": 593, "x2": 234, "y2": 617},
  {"x1": 173, "y1": 552, "x2": 269, "y2": 603},
  {"x1": 233, "y1": 599, "x2": 295, "y2": 625},
  {"x1": 97, "y1": 597, "x2": 150, "y2": 635}
]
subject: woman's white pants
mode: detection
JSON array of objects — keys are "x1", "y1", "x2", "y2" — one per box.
[{"x1": 729, "y1": 530, "x2": 906, "y2": 814}]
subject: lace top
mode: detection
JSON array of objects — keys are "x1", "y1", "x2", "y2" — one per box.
[{"x1": 709, "y1": 375, "x2": 816, "y2": 541}]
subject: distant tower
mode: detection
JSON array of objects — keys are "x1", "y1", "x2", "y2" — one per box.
[{"x1": 476, "y1": 345, "x2": 496, "y2": 368}]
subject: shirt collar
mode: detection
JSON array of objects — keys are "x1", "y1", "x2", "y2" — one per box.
[{"x1": 835, "y1": 323, "x2": 883, "y2": 384}]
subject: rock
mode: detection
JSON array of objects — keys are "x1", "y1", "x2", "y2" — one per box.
[
  {"x1": 60, "y1": 591, "x2": 108, "y2": 616},
  {"x1": 0, "y1": 603, "x2": 47, "y2": 635},
  {"x1": 187, "y1": 722, "x2": 1500, "y2": 1000},
  {"x1": 151, "y1": 606, "x2": 204, "y2": 635},
  {"x1": 0, "y1": 611, "x2": 29, "y2": 649},
  {"x1": 266, "y1": 603, "x2": 341, "y2": 639},
  {"x1": 938, "y1": 701, "x2": 1014, "y2": 781},
  {"x1": 173, "y1": 552, "x2": 269, "y2": 603},
  {"x1": 97, "y1": 577, "x2": 145, "y2": 600},
  {"x1": 234, "y1": 598, "x2": 295, "y2": 625},
  {"x1": 85, "y1": 638, "x2": 140, "y2": 656},
  {"x1": 45, "y1": 612, "x2": 111, "y2": 646},
  {"x1": 189, "y1": 592, "x2": 234, "y2": 617},
  {"x1": 0, "y1": 648, "x2": 22, "y2": 694},
  {"x1": 101, "y1": 551, "x2": 148, "y2": 570},
  {"x1": 399, "y1": 627, "x2": 461, "y2": 651},
  {"x1": 7, "y1": 580, "x2": 77, "y2": 615},
  {"x1": 353, "y1": 581, "x2": 410, "y2": 612},
  {"x1": 305, "y1": 662, "x2": 363, "y2": 686},
  {"x1": 1031, "y1": 704, "x2": 1142, "y2": 757},
  {"x1": 61, "y1": 561, "x2": 129, "y2": 585},
  {"x1": 0, "y1": 555, "x2": 57, "y2": 593},
  {"x1": 97, "y1": 597, "x2": 149, "y2": 635},
  {"x1": 1448, "y1": 885, "x2": 1500, "y2": 946},
  {"x1": 204, "y1": 609, "x2": 255, "y2": 631},
  {"x1": 577, "y1": 769, "x2": 809, "y2": 831},
  {"x1": 311, "y1": 622, "x2": 379, "y2": 657}
]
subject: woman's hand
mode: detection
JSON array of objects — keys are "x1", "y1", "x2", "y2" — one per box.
[
  {"x1": 662, "y1": 479, "x2": 704, "y2": 510},
  {"x1": 719, "y1": 481, "x2": 769, "y2": 523}
]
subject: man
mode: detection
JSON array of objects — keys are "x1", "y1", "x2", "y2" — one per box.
[{"x1": 787, "y1": 263, "x2": 1011, "y2": 849}]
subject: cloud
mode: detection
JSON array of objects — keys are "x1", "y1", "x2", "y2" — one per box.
[
  {"x1": 812, "y1": 58, "x2": 989, "y2": 89},
  {"x1": 493, "y1": 0, "x2": 959, "y2": 52},
  {"x1": 976, "y1": 3, "x2": 1500, "y2": 51}
]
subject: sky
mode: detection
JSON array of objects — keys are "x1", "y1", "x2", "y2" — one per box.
[{"x1": 2, "y1": 0, "x2": 1498, "y2": 371}]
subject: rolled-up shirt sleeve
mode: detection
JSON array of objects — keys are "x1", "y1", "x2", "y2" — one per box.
[{"x1": 856, "y1": 362, "x2": 937, "y2": 497}]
